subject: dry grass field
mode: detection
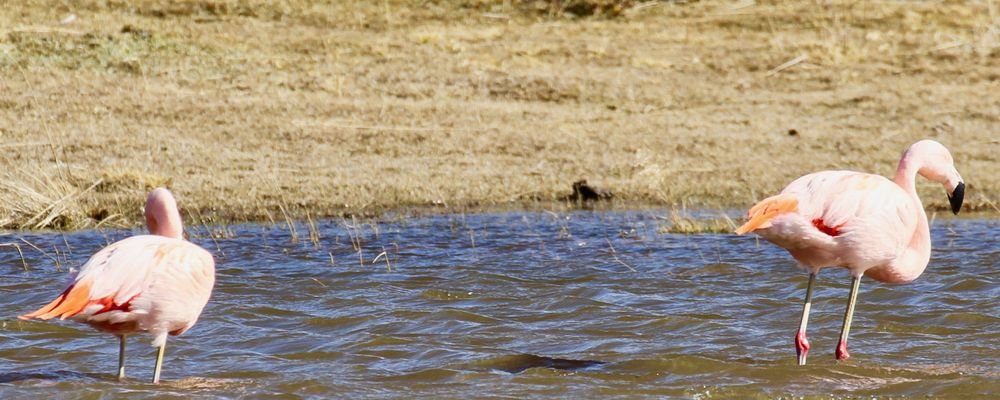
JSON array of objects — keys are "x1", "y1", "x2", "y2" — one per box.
[{"x1": 1, "y1": 0, "x2": 998, "y2": 230}]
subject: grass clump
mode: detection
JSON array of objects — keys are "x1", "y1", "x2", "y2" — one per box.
[
  {"x1": 0, "y1": 170, "x2": 102, "y2": 230},
  {"x1": 658, "y1": 209, "x2": 737, "y2": 234}
]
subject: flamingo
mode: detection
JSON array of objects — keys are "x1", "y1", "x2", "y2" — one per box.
[
  {"x1": 20, "y1": 188, "x2": 216, "y2": 383},
  {"x1": 735, "y1": 139, "x2": 964, "y2": 365}
]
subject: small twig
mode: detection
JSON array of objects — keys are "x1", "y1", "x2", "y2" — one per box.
[
  {"x1": 766, "y1": 54, "x2": 808, "y2": 77},
  {"x1": 708, "y1": 0, "x2": 757, "y2": 17},
  {"x1": 981, "y1": 197, "x2": 1000, "y2": 213},
  {"x1": 5, "y1": 26, "x2": 86, "y2": 36},
  {"x1": 61, "y1": 234, "x2": 73, "y2": 255},
  {"x1": 19, "y1": 238, "x2": 61, "y2": 271},
  {"x1": 373, "y1": 247, "x2": 392, "y2": 272},
  {"x1": 93, "y1": 213, "x2": 122, "y2": 229},
  {"x1": 605, "y1": 238, "x2": 636, "y2": 272},
  {"x1": 19, "y1": 238, "x2": 55, "y2": 262},
  {"x1": 345, "y1": 216, "x2": 361, "y2": 251},
  {"x1": 481, "y1": 13, "x2": 510, "y2": 20},
  {"x1": 928, "y1": 40, "x2": 966, "y2": 53},
  {"x1": 344, "y1": 216, "x2": 364, "y2": 266},
  {"x1": 719, "y1": 212, "x2": 737, "y2": 231},
  {"x1": 605, "y1": 237, "x2": 618, "y2": 253},
  {"x1": 611, "y1": 254, "x2": 636, "y2": 272},
  {"x1": 624, "y1": 1, "x2": 661, "y2": 16},
  {"x1": 1, "y1": 243, "x2": 29, "y2": 271},
  {"x1": 311, "y1": 278, "x2": 328, "y2": 288},
  {"x1": 306, "y1": 212, "x2": 321, "y2": 247},
  {"x1": 278, "y1": 203, "x2": 298, "y2": 244}
]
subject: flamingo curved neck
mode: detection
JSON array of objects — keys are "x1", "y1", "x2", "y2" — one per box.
[
  {"x1": 885, "y1": 156, "x2": 931, "y2": 283},
  {"x1": 157, "y1": 216, "x2": 184, "y2": 239},
  {"x1": 145, "y1": 189, "x2": 184, "y2": 239},
  {"x1": 146, "y1": 209, "x2": 184, "y2": 239}
]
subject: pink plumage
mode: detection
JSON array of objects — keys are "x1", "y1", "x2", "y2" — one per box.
[
  {"x1": 21, "y1": 188, "x2": 216, "y2": 383},
  {"x1": 736, "y1": 139, "x2": 965, "y2": 365}
]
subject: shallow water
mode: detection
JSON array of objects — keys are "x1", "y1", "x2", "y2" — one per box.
[{"x1": 1, "y1": 211, "x2": 997, "y2": 398}]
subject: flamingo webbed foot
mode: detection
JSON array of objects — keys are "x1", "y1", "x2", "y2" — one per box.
[
  {"x1": 835, "y1": 340, "x2": 850, "y2": 360},
  {"x1": 795, "y1": 329, "x2": 811, "y2": 365}
]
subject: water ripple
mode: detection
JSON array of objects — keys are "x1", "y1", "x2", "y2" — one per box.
[{"x1": 0, "y1": 212, "x2": 996, "y2": 398}]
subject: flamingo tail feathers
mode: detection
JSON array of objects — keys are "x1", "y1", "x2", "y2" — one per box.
[
  {"x1": 735, "y1": 193, "x2": 799, "y2": 235},
  {"x1": 19, "y1": 280, "x2": 93, "y2": 320}
]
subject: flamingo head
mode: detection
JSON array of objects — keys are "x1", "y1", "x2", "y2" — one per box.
[
  {"x1": 144, "y1": 187, "x2": 184, "y2": 239},
  {"x1": 907, "y1": 140, "x2": 965, "y2": 214}
]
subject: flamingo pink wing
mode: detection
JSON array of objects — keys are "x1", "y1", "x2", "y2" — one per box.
[
  {"x1": 21, "y1": 235, "x2": 189, "y2": 322},
  {"x1": 781, "y1": 171, "x2": 919, "y2": 264}
]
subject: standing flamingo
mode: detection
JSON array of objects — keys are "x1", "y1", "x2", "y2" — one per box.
[
  {"x1": 20, "y1": 188, "x2": 216, "y2": 383},
  {"x1": 735, "y1": 140, "x2": 964, "y2": 365}
]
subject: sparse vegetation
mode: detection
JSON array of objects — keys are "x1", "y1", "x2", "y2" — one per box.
[
  {"x1": 658, "y1": 208, "x2": 736, "y2": 234},
  {"x1": 1, "y1": 1, "x2": 998, "y2": 230}
]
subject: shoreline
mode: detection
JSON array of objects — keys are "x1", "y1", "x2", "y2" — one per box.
[{"x1": 4, "y1": 198, "x2": 995, "y2": 234}]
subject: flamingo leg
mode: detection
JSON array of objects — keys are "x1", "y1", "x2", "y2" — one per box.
[
  {"x1": 795, "y1": 272, "x2": 816, "y2": 365},
  {"x1": 152, "y1": 342, "x2": 166, "y2": 384},
  {"x1": 117, "y1": 335, "x2": 127, "y2": 380},
  {"x1": 836, "y1": 273, "x2": 863, "y2": 360}
]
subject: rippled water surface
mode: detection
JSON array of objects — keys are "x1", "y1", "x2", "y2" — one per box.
[{"x1": 1, "y1": 211, "x2": 998, "y2": 398}]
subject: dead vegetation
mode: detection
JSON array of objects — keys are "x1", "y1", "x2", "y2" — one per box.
[
  {"x1": 658, "y1": 210, "x2": 736, "y2": 235},
  {"x1": 1, "y1": 0, "x2": 998, "y2": 230}
]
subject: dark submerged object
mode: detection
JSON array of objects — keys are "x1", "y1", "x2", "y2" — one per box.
[{"x1": 484, "y1": 354, "x2": 607, "y2": 374}]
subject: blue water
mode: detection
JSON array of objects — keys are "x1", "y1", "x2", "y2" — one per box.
[{"x1": 1, "y1": 211, "x2": 997, "y2": 398}]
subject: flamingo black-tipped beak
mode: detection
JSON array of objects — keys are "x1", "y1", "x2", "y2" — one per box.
[{"x1": 948, "y1": 182, "x2": 965, "y2": 215}]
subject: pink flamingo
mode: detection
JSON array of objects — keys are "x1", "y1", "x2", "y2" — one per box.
[
  {"x1": 735, "y1": 139, "x2": 964, "y2": 365},
  {"x1": 20, "y1": 188, "x2": 216, "y2": 383}
]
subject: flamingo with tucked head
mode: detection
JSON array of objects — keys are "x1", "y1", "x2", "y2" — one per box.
[
  {"x1": 21, "y1": 188, "x2": 215, "y2": 383},
  {"x1": 735, "y1": 139, "x2": 964, "y2": 365}
]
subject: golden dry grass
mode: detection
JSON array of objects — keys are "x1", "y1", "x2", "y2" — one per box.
[
  {"x1": 1, "y1": 0, "x2": 999, "y2": 230},
  {"x1": 658, "y1": 209, "x2": 736, "y2": 234}
]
